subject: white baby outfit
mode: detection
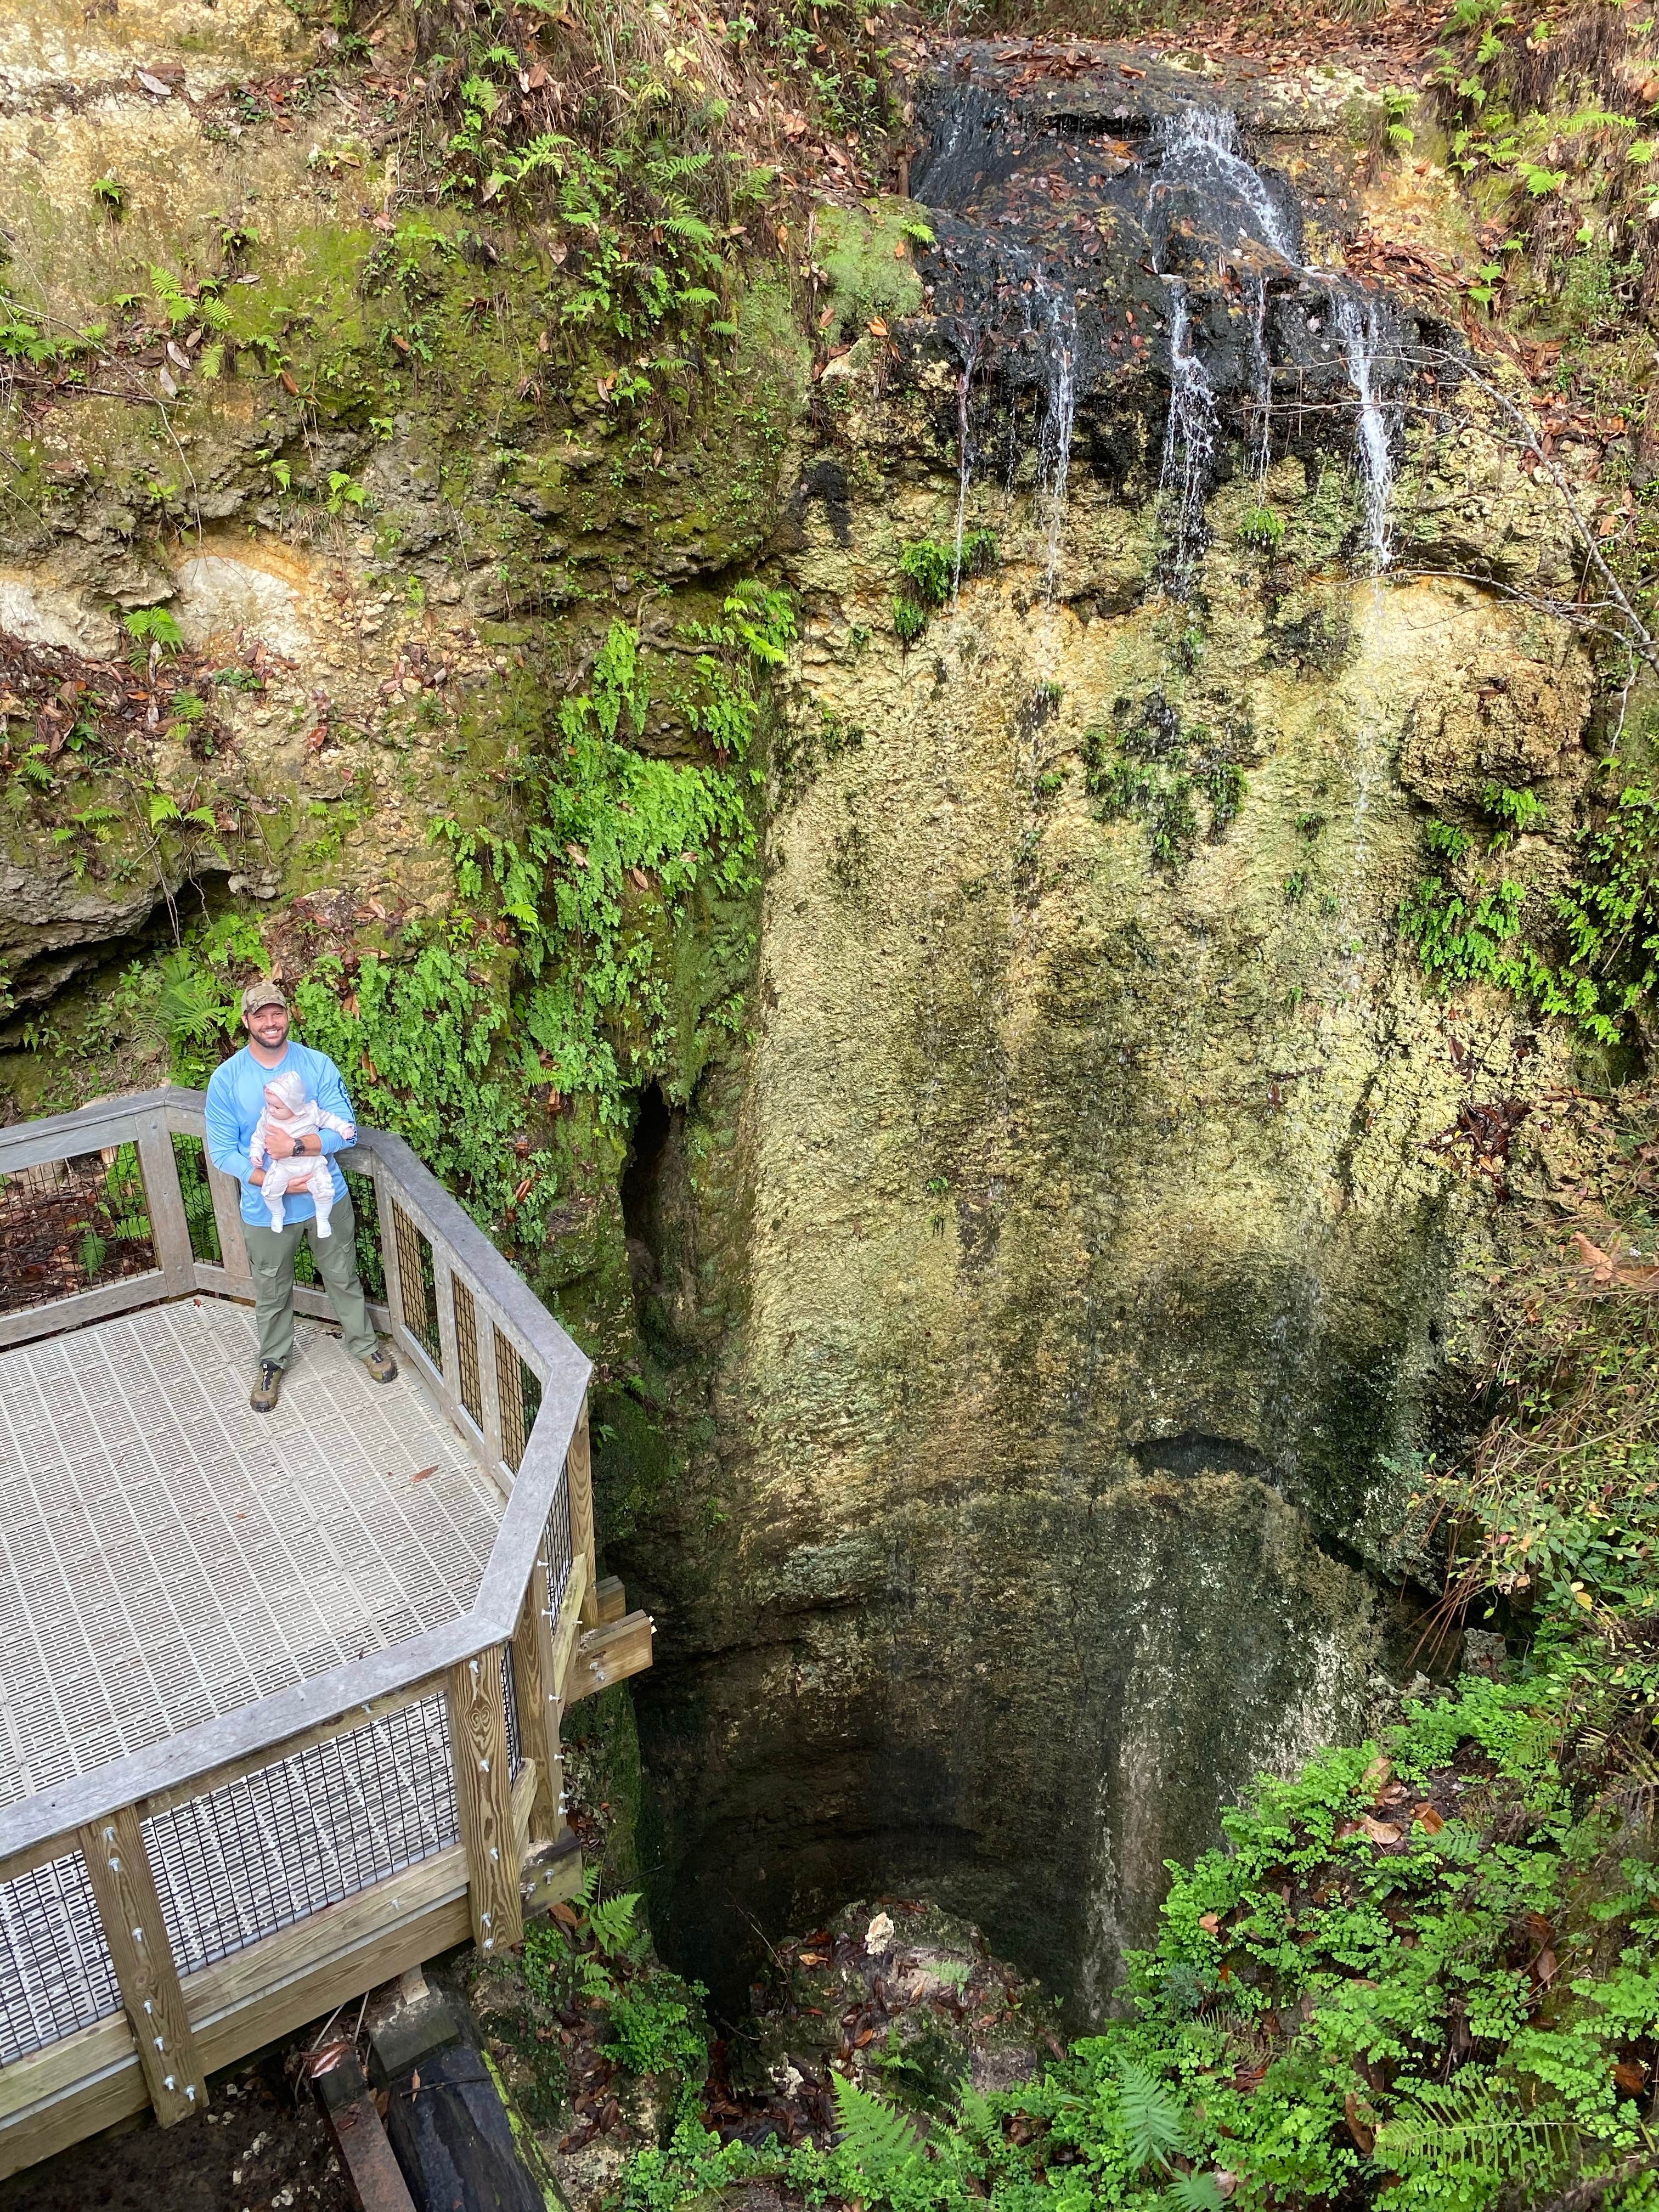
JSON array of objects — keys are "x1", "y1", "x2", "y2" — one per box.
[{"x1": 250, "y1": 1069, "x2": 355, "y2": 1234}]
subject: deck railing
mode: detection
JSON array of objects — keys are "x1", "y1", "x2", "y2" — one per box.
[{"x1": 0, "y1": 1088, "x2": 650, "y2": 2177}]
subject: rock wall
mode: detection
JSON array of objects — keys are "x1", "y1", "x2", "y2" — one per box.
[{"x1": 614, "y1": 75, "x2": 1598, "y2": 2012}]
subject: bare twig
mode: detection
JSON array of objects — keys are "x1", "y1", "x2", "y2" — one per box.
[{"x1": 1406, "y1": 341, "x2": 1659, "y2": 683}]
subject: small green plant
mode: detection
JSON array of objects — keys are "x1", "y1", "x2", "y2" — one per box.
[
  {"x1": 1423, "y1": 816, "x2": 1475, "y2": 864},
  {"x1": 325, "y1": 470, "x2": 368, "y2": 514},
  {"x1": 1083, "y1": 692, "x2": 1246, "y2": 871},
  {"x1": 1381, "y1": 87, "x2": 1417, "y2": 150},
  {"x1": 1239, "y1": 503, "x2": 1286, "y2": 550},
  {"x1": 123, "y1": 606, "x2": 184, "y2": 653},
  {"x1": 893, "y1": 594, "x2": 929, "y2": 645},
  {"x1": 831, "y1": 2074, "x2": 926, "y2": 2192},
  {"x1": 605, "y1": 1983, "x2": 707, "y2": 2079},
  {"x1": 91, "y1": 177, "x2": 126, "y2": 216},
  {"x1": 892, "y1": 531, "x2": 996, "y2": 641},
  {"x1": 522, "y1": 1864, "x2": 649, "y2": 2012},
  {"x1": 1480, "y1": 779, "x2": 1547, "y2": 847}
]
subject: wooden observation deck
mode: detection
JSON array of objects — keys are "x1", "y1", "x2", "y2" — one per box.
[{"x1": 0, "y1": 1088, "x2": 652, "y2": 2177}]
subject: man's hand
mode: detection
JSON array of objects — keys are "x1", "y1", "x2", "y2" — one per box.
[
  {"x1": 265, "y1": 1128, "x2": 312, "y2": 1160},
  {"x1": 251, "y1": 1166, "x2": 266, "y2": 1186}
]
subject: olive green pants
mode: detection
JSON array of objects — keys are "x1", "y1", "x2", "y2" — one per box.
[{"x1": 243, "y1": 1189, "x2": 377, "y2": 1370}]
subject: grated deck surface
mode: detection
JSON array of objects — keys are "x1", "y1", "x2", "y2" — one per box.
[{"x1": 0, "y1": 1296, "x2": 505, "y2": 1810}]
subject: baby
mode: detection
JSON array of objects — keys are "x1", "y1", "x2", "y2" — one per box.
[{"x1": 249, "y1": 1069, "x2": 354, "y2": 1235}]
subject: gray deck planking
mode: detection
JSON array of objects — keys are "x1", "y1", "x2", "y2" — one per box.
[{"x1": 0, "y1": 1297, "x2": 504, "y2": 1813}]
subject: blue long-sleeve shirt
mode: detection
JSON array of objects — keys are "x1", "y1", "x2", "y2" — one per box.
[{"x1": 204, "y1": 1041, "x2": 356, "y2": 1227}]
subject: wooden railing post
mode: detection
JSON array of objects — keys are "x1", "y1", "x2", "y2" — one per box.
[
  {"x1": 510, "y1": 1544, "x2": 564, "y2": 1846},
  {"x1": 445, "y1": 1648, "x2": 524, "y2": 1956},
  {"x1": 136, "y1": 1118, "x2": 195, "y2": 1297},
  {"x1": 203, "y1": 1159, "x2": 251, "y2": 1284},
  {"x1": 567, "y1": 1399, "x2": 599, "y2": 1628},
  {"x1": 78, "y1": 1808, "x2": 206, "y2": 2125}
]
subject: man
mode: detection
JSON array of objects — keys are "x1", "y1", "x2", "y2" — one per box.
[{"x1": 205, "y1": 979, "x2": 399, "y2": 1413}]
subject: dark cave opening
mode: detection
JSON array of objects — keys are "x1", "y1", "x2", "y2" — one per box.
[{"x1": 620, "y1": 1080, "x2": 677, "y2": 1324}]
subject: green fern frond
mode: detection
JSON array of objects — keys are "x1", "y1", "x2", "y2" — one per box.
[
  {"x1": 953, "y1": 2085, "x2": 997, "y2": 2141},
  {"x1": 832, "y1": 2073, "x2": 926, "y2": 2190},
  {"x1": 1374, "y1": 2079, "x2": 1575, "y2": 2185},
  {"x1": 1119, "y1": 2060, "x2": 1192, "y2": 2174},
  {"x1": 588, "y1": 1888, "x2": 644, "y2": 1958},
  {"x1": 1166, "y1": 2174, "x2": 1226, "y2": 2212}
]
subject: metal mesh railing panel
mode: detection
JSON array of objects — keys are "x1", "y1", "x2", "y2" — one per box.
[
  {"x1": 544, "y1": 1476, "x2": 574, "y2": 1619},
  {"x1": 0, "y1": 1849, "x2": 123, "y2": 2063},
  {"x1": 170, "y1": 1131, "x2": 222, "y2": 1265},
  {"x1": 392, "y1": 1200, "x2": 442, "y2": 1369},
  {"x1": 453, "y1": 1276, "x2": 484, "y2": 1428},
  {"x1": 143, "y1": 1692, "x2": 458, "y2": 1976},
  {"x1": 0, "y1": 1143, "x2": 155, "y2": 1318},
  {"x1": 494, "y1": 1333, "x2": 544, "y2": 1479},
  {"x1": 495, "y1": 1326, "x2": 527, "y2": 1471},
  {"x1": 502, "y1": 1639, "x2": 523, "y2": 1780},
  {"x1": 291, "y1": 1165, "x2": 385, "y2": 1298}
]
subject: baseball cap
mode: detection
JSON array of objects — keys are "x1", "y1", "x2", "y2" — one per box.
[{"x1": 241, "y1": 979, "x2": 289, "y2": 1019}]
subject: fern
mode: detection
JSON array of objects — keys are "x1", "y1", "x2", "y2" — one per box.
[
  {"x1": 1166, "y1": 2175, "x2": 1226, "y2": 2212},
  {"x1": 589, "y1": 1888, "x2": 646, "y2": 1961},
  {"x1": 832, "y1": 2074, "x2": 926, "y2": 2191},
  {"x1": 1119, "y1": 2060, "x2": 1192, "y2": 2172},
  {"x1": 1374, "y1": 2079, "x2": 1575, "y2": 2189},
  {"x1": 953, "y1": 2085, "x2": 997, "y2": 2141}
]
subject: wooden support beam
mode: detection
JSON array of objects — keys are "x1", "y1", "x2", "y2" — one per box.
[
  {"x1": 564, "y1": 1612, "x2": 654, "y2": 1707},
  {"x1": 546, "y1": 1554, "x2": 588, "y2": 1710},
  {"x1": 510, "y1": 1547, "x2": 562, "y2": 1848},
  {"x1": 445, "y1": 1647, "x2": 524, "y2": 1957},
  {"x1": 566, "y1": 1403, "x2": 600, "y2": 1626},
  {"x1": 78, "y1": 1807, "x2": 207, "y2": 2126},
  {"x1": 593, "y1": 1576, "x2": 627, "y2": 1625}
]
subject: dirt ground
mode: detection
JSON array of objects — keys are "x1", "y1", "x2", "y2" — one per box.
[{"x1": 0, "y1": 2044, "x2": 354, "y2": 2212}]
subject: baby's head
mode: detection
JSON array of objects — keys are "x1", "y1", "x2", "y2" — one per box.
[{"x1": 263, "y1": 1070, "x2": 308, "y2": 1117}]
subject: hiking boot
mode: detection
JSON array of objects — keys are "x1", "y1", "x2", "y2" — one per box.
[
  {"x1": 363, "y1": 1345, "x2": 398, "y2": 1385},
  {"x1": 250, "y1": 1361, "x2": 283, "y2": 1414}
]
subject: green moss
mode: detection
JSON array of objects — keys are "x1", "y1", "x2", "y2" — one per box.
[{"x1": 814, "y1": 199, "x2": 926, "y2": 343}]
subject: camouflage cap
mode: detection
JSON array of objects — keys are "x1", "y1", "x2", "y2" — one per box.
[{"x1": 240, "y1": 979, "x2": 289, "y2": 1020}]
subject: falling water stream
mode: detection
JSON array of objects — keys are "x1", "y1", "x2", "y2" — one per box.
[
  {"x1": 1147, "y1": 105, "x2": 1398, "y2": 586},
  {"x1": 1158, "y1": 283, "x2": 1220, "y2": 596}
]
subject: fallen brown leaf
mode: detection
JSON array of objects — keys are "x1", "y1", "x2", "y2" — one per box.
[{"x1": 1344, "y1": 2091, "x2": 1375, "y2": 2154}]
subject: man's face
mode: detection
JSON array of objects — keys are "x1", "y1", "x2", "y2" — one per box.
[{"x1": 247, "y1": 1002, "x2": 290, "y2": 1052}]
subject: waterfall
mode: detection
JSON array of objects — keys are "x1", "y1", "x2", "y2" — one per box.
[
  {"x1": 1248, "y1": 275, "x2": 1273, "y2": 480},
  {"x1": 1028, "y1": 268, "x2": 1079, "y2": 599},
  {"x1": 1333, "y1": 293, "x2": 1396, "y2": 573},
  {"x1": 1151, "y1": 105, "x2": 1299, "y2": 264},
  {"x1": 1159, "y1": 284, "x2": 1219, "y2": 591},
  {"x1": 951, "y1": 324, "x2": 983, "y2": 601},
  {"x1": 1148, "y1": 106, "x2": 1294, "y2": 591},
  {"x1": 1149, "y1": 103, "x2": 1398, "y2": 584}
]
